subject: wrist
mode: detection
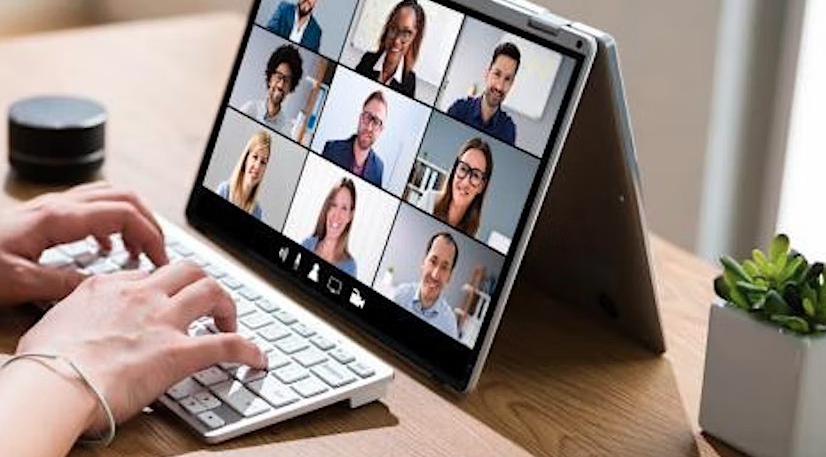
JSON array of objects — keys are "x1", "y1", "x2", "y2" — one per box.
[{"x1": 1, "y1": 355, "x2": 98, "y2": 435}]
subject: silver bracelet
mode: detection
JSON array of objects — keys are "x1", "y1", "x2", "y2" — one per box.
[{"x1": 0, "y1": 353, "x2": 116, "y2": 447}]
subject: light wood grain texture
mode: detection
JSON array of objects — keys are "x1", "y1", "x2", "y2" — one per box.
[{"x1": 0, "y1": 13, "x2": 740, "y2": 457}]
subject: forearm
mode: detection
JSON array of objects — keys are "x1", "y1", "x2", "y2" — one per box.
[{"x1": 0, "y1": 358, "x2": 97, "y2": 457}]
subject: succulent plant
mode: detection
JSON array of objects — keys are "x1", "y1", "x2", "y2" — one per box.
[{"x1": 714, "y1": 234, "x2": 826, "y2": 335}]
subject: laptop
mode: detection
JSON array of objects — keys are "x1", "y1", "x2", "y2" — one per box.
[{"x1": 40, "y1": 0, "x2": 664, "y2": 443}]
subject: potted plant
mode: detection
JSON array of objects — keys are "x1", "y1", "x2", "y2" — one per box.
[{"x1": 700, "y1": 234, "x2": 826, "y2": 457}]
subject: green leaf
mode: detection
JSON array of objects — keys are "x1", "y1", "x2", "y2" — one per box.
[
  {"x1": 713, "y1": 276, "x2": 731, "y2": 302},
  {"x1": 770, "y1": 234, "x2": 790, "y2": 263},
  {"x1": 779, "y1": 256, "x2": 805, "y2": 286},
  {"x1": 770, "y1": 315, "x2": 810, "y2": 334},
  {"x1": 763, "y1": 290, "x2": 791, "y2": 316},
  {"x1": 736, "y1": 281, "x2": 768, "y2": 294},
  {"x1": 803, "y1": 297, "x2": 816, "y2": 318},
  {"x1": 753, "y1": 250, "x2": 774, "y2": 279},
  {"x1": 743, "y1": 260, "x2": 761, "y2": 279},
  {"x1": 721, "y1": 255, "x2": 753, "y2": 283}
]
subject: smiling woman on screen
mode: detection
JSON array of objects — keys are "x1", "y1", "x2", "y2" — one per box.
[
  {"x1": 216, "y1": 131, "x2": 271, "y2": 220},
  {"x1": 301, "y1": 177, "x2": 358, "y2": 276}
]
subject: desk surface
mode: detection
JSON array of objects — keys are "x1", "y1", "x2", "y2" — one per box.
[{"x1": 0, "y1": 13, "x2": 741, "y2": 457}]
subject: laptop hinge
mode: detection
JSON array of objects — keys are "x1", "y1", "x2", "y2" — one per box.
[{"x1": 528, "y1": 11, "x2": 572, "y2": 35}]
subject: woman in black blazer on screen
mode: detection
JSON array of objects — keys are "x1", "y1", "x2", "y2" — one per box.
[{"x1": 355, "y1": 0, "x2": 425, "y2": 98}]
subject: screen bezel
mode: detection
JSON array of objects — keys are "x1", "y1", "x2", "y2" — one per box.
[{"x1": 186, "y1": 0, "x2": 595, "y2": 391}]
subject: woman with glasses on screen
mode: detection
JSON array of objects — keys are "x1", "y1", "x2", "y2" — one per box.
[
  {"x1": 302, "y1": 178, "x2": 358, "y2": 277},
  {"x1": 416, "y1": 137, "x2": 493, "y2": 237},
  {"x1": 355, "y1": 0, "x2": 425, "y2": 98},
  {"x1": 216, "y1": 131, "x2": 270, "y2": 220}
]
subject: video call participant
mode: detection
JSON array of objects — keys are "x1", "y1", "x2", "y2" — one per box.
[
  {"x1": 266, "y1": 0, "x2": 322, "y2": 53},
  {"x1": 355, "y1": 0, "x2": 425, "y2": 98},
  {"x1": 240, "y1": 44, "x2": 304, "y2": 135},
  {"x1": 321, "y1": 91, "x2": 387, "y2": 187},
  {"x1": 392, "y1": 232, "x2": 460, "y2": 339},
  {"x1": 416, "y1": 137, "x2": 493, "y2": 237},
  {"x1": 447, "y1": 42, "x2": 521, "y2": 145},
  {"x1": 216, "y1": 131, "x2": 271, "y2": 220},
  {"x1": 301, "y1": 178, "x2": 358, "y2": 276}
]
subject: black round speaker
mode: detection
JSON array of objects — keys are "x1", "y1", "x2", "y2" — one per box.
[{"x1": 8, "y1": 95, "x2": 106, "y2": 183}]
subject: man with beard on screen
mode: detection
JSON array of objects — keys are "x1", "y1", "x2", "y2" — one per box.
[
  {"x1": 447, "y1": 42, "x2": 521, "y2": 146},
  {"x1": 266, "y1": 0, "x2": 323, "y2": 52},
  {"x1": 240, "y1": 44, "x2": 304, "y2": 137},
  {"x1": 321, "y1": 90, "x2": 388, "y2": 188}
]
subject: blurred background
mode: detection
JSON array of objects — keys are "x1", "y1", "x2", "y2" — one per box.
[{"x1": 0, "y1": 0, "x2": 822, "y2": 263}]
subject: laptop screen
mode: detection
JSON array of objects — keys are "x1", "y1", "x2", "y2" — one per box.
[{"x1": 190, "y1": 0, "x2": 589, "y2": 389}]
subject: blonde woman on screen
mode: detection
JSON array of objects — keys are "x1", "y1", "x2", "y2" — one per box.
[
  {"x1": 416, "y1": 137, "x2": 493, "y2": 237},
  {"x1": 302, "y1": 178, "x2": 358, "y2": 276},
  {"x1": 216, "y1": 131, "x2": 271, "y2": 220}
]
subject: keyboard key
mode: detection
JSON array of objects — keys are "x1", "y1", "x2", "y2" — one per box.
[
  {"x1": 190, "y1": 255, "x2": 209, "y2": 267},
  {"x1": 251, "y1": 339, "x2": 274, "y2": 355},
  {"x1": 84, "y1": 259, "x2": 120, "y2": 276},
  {"x1": 257, "y1": 323, "x2": 291, "y2": 342},
  {"x1": 329, "y1": 348, "x2": 355, "y2": 365},
  {"x1": 266, "y1": 351, "x2": 291, "y2": 370},
  {"x1": 238, "y1": 286, "x2": 260, "y2": 301},
  {"x1": 167, "y1": 377, "x2": 203, "y2": 400},
  {"x1": 39, "y1": 249, "x2": 75, "y2": 269},
  {"x1": 292, "y1": 322, "x2": 315, "y2": 338},
  {"x1": 312, "y1": 362, "x2": 357, "y2": 388},
  {"x1": 291, "y1": 376, "x2": 329, "y2": 398},
  {"x1": 348, "y1": 362, "x2": 376, "y2": 379},
  {"x1": 234, "y1": 298, "x2": 257, "y2": 317},
  {"x1": 179, "y1": 396, "x2": 208, "y2": 415},
  {"x1": 194, "y1": 391, "x2": 222, "y2": 410},
  {"x1": 107, "y1": 250, "x2": 133, "y2": 268},
  {"x1": 193, "y1": 366, "x2": 230, "y2": 386},
  {"x1": 234, "y1": 366, "x2": 268, "y2": 383},
  {"x1": 172, "y1": 244, "x2": 194, "y2": 257},
  {"x1": 248, "y1": 376, "x2": 300, "y2": 408},
  {"x1": 204, "y1": 265, "x2": 226, "y2": 279},
  {"x1": 272, "y1": 364, "x2": 309, "y2": 384},
  {"x1": 275, "y1": 335, "x2": 309, "y2": 354},
  {"x1": 293, "y1": 347, "x2": 328, "y2": 368},
  {"x1": 196, "y1": 410, "x2": 226, "y2": 429},
  {"x1": 309, "y1": 334, "x2": 335, "y2": 351},
  {"x1": 221, "y1": 276, "x2": 242, "y2": 290},
  {"x1": 255, "y1": 298, "x2": 278, "y2": 313},
  {"x1": 273, "y1": 309, "x2": 297, "y2": 325},
  {"x1": 210, "y1": 380, "x2": 271, "y2": 417},
  {"x1": 58, "y1": 239, "x2": 95, "y2": 258},
  {"x1": 188, "y1": 323, "x2": 213, "y2": 338},
  {"x1": 240, "y1": 311, "x2": 274, "y2": 330}
]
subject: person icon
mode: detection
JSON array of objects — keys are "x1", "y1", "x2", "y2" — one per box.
[
  {"x1": 446, "y1": 42, "x2": 521, "y2": 145},
  {"x1": 307, "y1": 263, "x2": 320, "y2": 282}
]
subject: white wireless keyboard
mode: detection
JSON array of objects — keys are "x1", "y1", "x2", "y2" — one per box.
[{"x1": 38, "y1": 217, "x2": 394, "y2": 443}]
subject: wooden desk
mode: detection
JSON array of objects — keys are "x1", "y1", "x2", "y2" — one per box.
[{"x1": 0, "y1": 13, "x2": 740, "y2": 457}]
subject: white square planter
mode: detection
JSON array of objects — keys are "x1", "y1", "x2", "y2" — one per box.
[{"x1": 700, "y1": 303, "x2": 826, "y2": 457}]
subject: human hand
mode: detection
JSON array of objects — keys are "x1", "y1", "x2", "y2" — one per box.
[
  {"x1": 0, "y1": 181, "x2": 168, "y2": 307},
  {"x1": 15, "y1": 261, "x2": 267, "y2": 431}
]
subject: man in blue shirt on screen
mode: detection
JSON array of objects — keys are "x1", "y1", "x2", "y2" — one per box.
[
  {"x1": 322, "y1": 91, "x2": 387, "y2": 187},
  {"x1": 447, "y1": 42, "x2": 521, "y2": 146},
  {"x1": 392, "y1": 232, "x2": 460, "y2": 339},
  {"x1": 267, "y1": 0, "x2": 322, "y2": 53}
]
